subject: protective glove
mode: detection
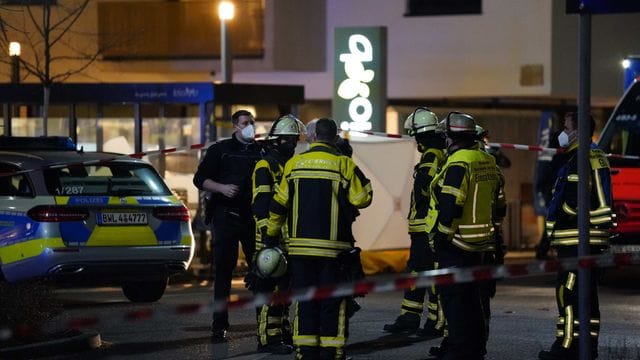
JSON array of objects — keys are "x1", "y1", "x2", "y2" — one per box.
[{"x1": 244, "y1": 269, "x2": 258, "y2": 292}]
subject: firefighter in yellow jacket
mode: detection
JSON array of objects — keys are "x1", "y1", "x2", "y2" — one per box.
[
  {"x1": 249, "y1": 114, "x2": 305, "y2": 354},
  {"x1": 426, "y1": 112, "x2": 503, "y2": 360},
  {"x1": 265, "y1": 118, "x2": 373, "y2": 360},
  {"x1": 383, "y1": 107, "x2": 446, "y2": 337}
]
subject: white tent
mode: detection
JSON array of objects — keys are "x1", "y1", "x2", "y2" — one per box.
[{"x1": 348, "y1": 133, "x2": 419, "y2": 272}]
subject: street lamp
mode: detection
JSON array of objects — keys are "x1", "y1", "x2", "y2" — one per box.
[
  {"x1": 218, "y1": 1, "x2": 234, "y2": 83},
  {"x1": 9, "y1": 41, "x2": 20, "y2": 84}
]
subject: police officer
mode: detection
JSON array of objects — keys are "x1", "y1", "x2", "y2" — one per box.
[
  {"x1": 250, "y1": 114, "x2": 305, "y2": 354},
  {"x1": 383, "y1": 107, "x2": 446, "y2": 337},
  {"x1": 265, "y1": 118, "x2": 373, "y2": 360},
  {"x1": 538, "y1": 112, "x2": 613, "y2": 360},
  {"x1": 193, "y1": 109, "x2": 264, "y2": 341},
  {"x1": 427, "y1": 112, "x2": 502, "y2": 360}
]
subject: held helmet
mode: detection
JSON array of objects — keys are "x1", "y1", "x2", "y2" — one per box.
[
  {"x1": 255, "y1": 247, "x2": 288, "y2": 279},
  {"x1": 441, "y1": 111, "x2": 476, "y2": 137},
  {"x1": 267, "y1": 114, "x2": 306, "y2": 140},
  {"x1": 403, "y1": 107, "x2": 439, "y2": 136}
]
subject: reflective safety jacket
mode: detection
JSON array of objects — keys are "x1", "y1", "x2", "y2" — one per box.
[
  {"x1": 252, "y1": 150, "x2": 289, "y2": 254},
  {"x1": 545, "y1": 143, "x2": 613, "y2": 247},
  {"x1": 426, "y1": 147, "x2": 504, "y2": 252},
  {"x1": 266, "y1": 142, "x2": 373, "y2": 258},
  {"x1": 408, "y1": 148, "x2": 446, "y2": 234}
]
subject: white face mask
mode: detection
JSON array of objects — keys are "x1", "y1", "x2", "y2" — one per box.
[
  {"x1": 557, "y1": 131, "x2": 570, "y2": 148},
  {"x1": 240, "y1": 124, "x2": 255, "y2": 141}
]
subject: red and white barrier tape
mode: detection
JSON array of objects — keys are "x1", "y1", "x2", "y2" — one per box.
[{"x1": 2, "y1": 251, "x2": 638, "y2": 341}]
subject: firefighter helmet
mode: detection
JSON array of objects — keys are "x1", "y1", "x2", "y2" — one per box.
[
  {"x1": 255, "y1": 246, "x2": 288, "y2": 279},
  {"x1": 442, "y1": 111, "x2": 476, "y2": 137},
  {"x1": 475, "y1": 125, "x2": 488, "y2": 139},
  {"x1": 404, "y1": 107, "x2": 439, "y2": 136},
  {"x1": 268, "y1": 114, "x2": 306, "y2": 140}
]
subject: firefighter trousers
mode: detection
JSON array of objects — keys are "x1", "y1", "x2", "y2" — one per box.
[{"x1": 290, "y1": 257, "x2": 348, "y2": 360}]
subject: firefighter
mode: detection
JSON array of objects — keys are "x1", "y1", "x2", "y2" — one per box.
[
  {"x1": 249, "y1": 114, "x2": 305, "y2": 354},
  {"x1": 192, "y1": 109, "x2": 264, "y2": 341},
  {"x1": 426, "y1": 112, "x2": 502, "y2": 360},
  {"x1": 475, "y1": 125, "x2": 508, "y2": 344},
  {"x1": 383, "y1": 107, "x2": 446, "y2": 337},
  {"x1": 265, "y1": 118, "x2": 373, "y2": 360},
  {"x1": 538, "y1": 112, "x2": 613, "y2": 360}
]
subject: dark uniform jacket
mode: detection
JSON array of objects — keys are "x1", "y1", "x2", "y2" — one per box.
[
  {"x1": 266, "y1": 142, "x2": 373, "y2": 258},
  {"x1": 193, "y1": 135, "x2": 264, "y2": 218},
  {"x1": 545, "y1": 143, "x2": 613, "y2": 248},
  {"x1": 252, "y1": 150, "x2": 288, "y2": 253}
]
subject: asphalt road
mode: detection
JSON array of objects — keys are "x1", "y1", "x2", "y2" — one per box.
[{"x1": 39, "y1": 266, "x2": 640, "y2": 360}]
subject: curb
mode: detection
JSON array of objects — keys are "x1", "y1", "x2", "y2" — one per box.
[{"x1": 0, "y1": 330, "x2": 101, "y2": 358}]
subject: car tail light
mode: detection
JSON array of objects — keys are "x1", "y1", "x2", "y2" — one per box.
[
  {"x1": 153, "y1": 205, "x2": 190, "y2": 222},
  {"x1": 27, "y1": 205, "x2": 89, "y2": 222}
]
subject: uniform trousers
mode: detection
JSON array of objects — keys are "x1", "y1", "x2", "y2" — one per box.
[
  {"x1": 290, "y1": 256, "x2": 348, "y2": 360},
  {"x1": 211, "y1": 206, "x2": 256, "y2": 328}
]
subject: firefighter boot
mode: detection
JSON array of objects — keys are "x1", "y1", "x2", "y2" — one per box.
[
  {"x1": 383, "y1": 313, "x2": 420, "y2": 334},
  {"x1": 417, "y1": 322, "x2": 444, "y2": 338}
]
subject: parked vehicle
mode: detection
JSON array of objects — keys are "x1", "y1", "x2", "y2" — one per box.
[
  {"x1": 0, "y1": 136, "x2": 195, "y2": 302},
  {"x1": 597, "y1": 78, "x2": 640, "y2": 253}
]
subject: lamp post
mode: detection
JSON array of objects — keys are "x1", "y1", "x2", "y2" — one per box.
[
  {"x1": 9, "y1": 41, "x2": 20, "y2": 84},
  {"x1": 218, "y1": 1, "x2": 234, "y2": 83}
]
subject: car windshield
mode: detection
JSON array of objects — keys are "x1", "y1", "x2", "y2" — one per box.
[
  {"x1": 43, "y1": 162, "x2": 170, "y2": 196},
  {"x1": 598, "y1": 80, "x2": 640, "y2": 157}
]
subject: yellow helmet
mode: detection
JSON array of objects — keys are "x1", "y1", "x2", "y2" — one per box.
[
  {"x1": 267, "y1": 114, "x2": 306, "y2": 140},
  {"x1": 403, "y1": 107, "x2": 439, "y2": 136}
]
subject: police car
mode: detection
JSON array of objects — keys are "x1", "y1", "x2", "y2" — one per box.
[{"x1": 0, "y1": 136, "x2": 194, "y2": 302}]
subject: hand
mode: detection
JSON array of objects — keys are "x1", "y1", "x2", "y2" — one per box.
[
  {"x1": 244, "y1": 270, "x2": 258, "y2": 292},
  {"x1": 219, "y1": 184, "x2": 239, "y2": 198}
]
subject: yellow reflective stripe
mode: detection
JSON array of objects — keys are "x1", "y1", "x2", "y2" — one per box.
[
  {"x1": 591, "y1": 215, "x2": 612, "y2": 224},
  {"x1": 401, "y1": 299, "x2": 424, "y2": 311},
  {"x1": 562, "y1": 203, "x2": 577, "y2": 215},
  {"x1": 338, "y1": 299, "x2": 346, "y2": 338},
  {"x1": 566, "y1": 272, "x2": 576, "y2": 291},
  {"x1": 319, "y1": 337, "x2": 346, "y2": 348},
  {"x1": 288, "y1": 248, "x2": 342, "y2": 258},
  {"x1": 590, "y1": 207, "x2": 612, "y2": 216},
  {"x1": 291, "y1": 179, "x2": 299, "y2": 237},
  {"x1": 594, "y1": 167, "x2": 608, "y2": 211},
  {"x1": 259, "y1": 305, "x2": 269, "y2": 345},
  {"x1": 290, "y1": 170, "x2": 341, "y2": 182},
  {"x1": 408, "y1": 218, "x2": 427, "y2": 226},
  {"x1": 408, "y1": 224, "x2": 427, "y2": 233},
  {"x1": 563, "y1": 306, "x2": 574, "y2": 348},
  {"x1": 451, "y1": 237, "x2": 494, "y2": 252},
  {"x1": 567, "y1": 174, "x2": 579, "y2": 181},
  {"x1": 441, "y1": 185, "x2": 465, "y2": 199},
  {"x1": 255, "y1": 218, "x2": 269, "y2": 229},
  {"x1": 268, "y1": 316, "x2": 283, "y2": 324},
  {"x1": 255, "y1": 184, "x2": 272, "y2": 194},
  {"x1": 293, "y1": 335, "x2": 319, "y2": 347},
  {"x1": 552, "y1": 229, "x2": 609, "y2": 237},
  {"x1": 289, "y1": 238, "x2": 352, "y2": 250},
  {"x1": 267, "y1": 328, "x2": 281, "y2": 336},
  {"x1": 551, "y1": 238, "x2": 609, "y2": 246},
  {"x1": 330, "y1": 181, "x2": 338, "y2": 241},
  {"x1": 472, "y1": 182, "x2": 478, "y2": 223},
  {"x1": 458, "y1": 223, "x2": 492, "y2": 229},
  {"x1": 437, "y1": 223, "x2": 454, "y2": 235},
  {"x1": 0, "y1": 237, "x2": 65, "y2": 264}
]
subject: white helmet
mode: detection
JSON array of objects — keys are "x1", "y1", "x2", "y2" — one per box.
[
  {"x1": 267, "y1": 114, "x2": 306, "y2": 140},
  {"x1": 255, "y1": 247, "x2": 288, "y2": 279},
  {"x1": 403, "y1": 107, "x2": 439, "y2": 136}
]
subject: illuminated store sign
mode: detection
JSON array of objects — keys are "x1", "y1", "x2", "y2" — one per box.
[{"x1": 333, "y1": 27, "x2": 387, "y2": 132}]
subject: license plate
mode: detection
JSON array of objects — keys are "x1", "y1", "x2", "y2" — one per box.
[{"x1": 98, "y1": 212, "x2": 147, "y2": 225}]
